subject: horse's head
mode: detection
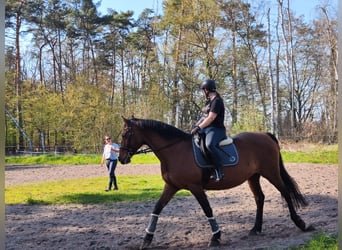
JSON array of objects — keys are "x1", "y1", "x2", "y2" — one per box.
[{"x1": 119, "y1": 116, "x2": 144, "y2": 164}]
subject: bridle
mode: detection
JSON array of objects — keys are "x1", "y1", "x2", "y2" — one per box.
[
  {"x1": 120, "y1": 119, "x2": 185, "y2": 159},
  {"x1": 120, "y1": 119, "x2": 152, "y2": 159}
]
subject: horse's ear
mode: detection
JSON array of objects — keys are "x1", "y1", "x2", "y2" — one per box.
[{"x1": 121, "y1": 115, "x2": 128, "y2": 123}]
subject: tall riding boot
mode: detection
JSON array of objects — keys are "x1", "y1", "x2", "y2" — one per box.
[
  {"x1": 113, "y1": 176, "x2": 118, "y2": 190},
  {"x1": 106, "y1": 180, "x2": 112, "y2": 192}
]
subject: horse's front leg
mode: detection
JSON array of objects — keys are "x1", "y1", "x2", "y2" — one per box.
[
  {"x1": 190, "y1": 187, "x2": 221, "y2": 247},
  {"x1": 140, "y1": 183, "x2": 178, "y2": 250}
]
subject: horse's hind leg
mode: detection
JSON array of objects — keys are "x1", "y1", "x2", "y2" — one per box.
[
  {"x1": 276, "y1": 184, "x2": 313, "y2": 231},
  {"x1": 190, "y1": 186, "x2": 221, "y2": 247},
  {"x1": 265, "y1": 174, "x2": 314, "y2": 232},
  {"x1": 140, "y1": 183, "x2": 178, "y2": 250},
  {"x1": 247, "y1": 174, "x2": 265, "y2": 235}
]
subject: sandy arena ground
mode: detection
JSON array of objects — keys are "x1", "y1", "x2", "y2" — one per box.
[{"x1": 5, "y1": 163, "x2": 337, "y2": 249}]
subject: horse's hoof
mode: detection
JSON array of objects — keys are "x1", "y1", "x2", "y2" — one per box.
[
  {"x1": 140, "y1": 233, "x2": 154, "y2": 250},
  {"x1": 208, "y1": 231, "x2": 221, "y2": 247},
  {"x1": 208, "y1": 239, "x2": 220, "y2": 247},
  {"x1": 249, "y1": 229, "x2": 262, "y2": 236},
  {"x1": 139, "y1": 242, "x2": 149, "y2": 250},
  {"x1": 248, "y1": 231, "x2": 261, "y2": 236},
  {"x1": 140, "y1": 241, "x2": 151, "y2": 250}
]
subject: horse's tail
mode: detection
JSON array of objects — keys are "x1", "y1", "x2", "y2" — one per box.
[{"x1": 266, "y1": 133, "x2": 308, "y2": 209}]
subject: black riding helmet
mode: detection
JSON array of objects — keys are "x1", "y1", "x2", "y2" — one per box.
[{"x1": 201, "y1": 79, "x2": 217, "y2": 92}]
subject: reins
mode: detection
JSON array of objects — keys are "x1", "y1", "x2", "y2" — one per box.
[
  {"x1": 148, "y1": 137, "x2": 185, "y2": 153},
  {"x1": 121, "y1": 138, "x2": 185, "y2": 156}
]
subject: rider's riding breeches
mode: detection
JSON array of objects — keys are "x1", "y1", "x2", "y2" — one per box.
[{"x1": 203, "y1": 127, "x2": 226, "y2": 167}]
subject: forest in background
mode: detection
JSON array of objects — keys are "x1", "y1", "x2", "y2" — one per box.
[{"x1": 4, "y1": 0, "x2": 338, "y2": 154}]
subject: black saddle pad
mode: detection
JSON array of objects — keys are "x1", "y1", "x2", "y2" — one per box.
[{"x1": 192, "y1": 139, "x2": 239, "y2": 169}]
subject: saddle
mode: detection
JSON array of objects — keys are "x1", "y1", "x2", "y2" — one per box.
[{"x1": 192, "y1": 132, "x2": 239, "y2": 169}]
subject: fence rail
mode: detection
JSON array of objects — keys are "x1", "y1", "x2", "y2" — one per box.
[
  {"x1": 5, "y1": 146, "x2": 103, "y2": 156},
  {"x1": 5, "y1": 134, "x2": 337, "y2": 156}
]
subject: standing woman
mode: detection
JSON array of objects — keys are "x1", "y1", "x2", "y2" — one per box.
[{"x1": 101, "y1": 135, "x2": 120, "y2": 191}]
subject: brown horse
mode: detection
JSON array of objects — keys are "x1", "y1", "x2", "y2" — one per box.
[{"x1": 118, "y1": 117, "x2": 314, "y2": 249}]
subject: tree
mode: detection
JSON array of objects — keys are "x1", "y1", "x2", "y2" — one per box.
[
  {"x1": 5, "y1": 0, "x2": 33, "y2": 150},
  {"x1": 98, "y1": 9, "x2": 134, "y2": 106},
  {"x1": 29, "y1": 0, "x2": 70, "y2": 93},
  {"x1": 77, "y1": 0, "x2": 102, "y2": 85},
  {"x1": 267, "y1": 8, "x2": 278, "y2": 136},
  {"x1": 160, "y1": 0, "x2": 223, "y2": 127},
  {"x1": 4, "y1": 0, "x2": 338, "y2": 153},
  {"x1": 220, "y1": 0, "x2": 268, "y2": 130}
]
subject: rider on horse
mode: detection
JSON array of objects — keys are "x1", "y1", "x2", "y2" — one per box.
[{"x1": 191, "y1": 79, "x2": 227, "y2": 182}]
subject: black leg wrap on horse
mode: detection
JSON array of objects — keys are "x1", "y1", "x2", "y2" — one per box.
[
  {"x1": 145, "y1": 213, "x2": 159, "y2": 234},
  {"x1": 207, "y1": 217, "x2": 221, "y2": 247},
  {"x1": 207, "y1": 217, "x2": 220, "y2": 234}
]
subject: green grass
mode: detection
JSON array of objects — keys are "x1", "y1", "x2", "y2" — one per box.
[
  {"x1": 5, "y1": 175, "x2": 190, "y2": 205},
  {"x1": 290, "y1": 232, "x2": 337, "y2": 250},
  {"x1": 281, "y1": 144, "x2": 338, "y2": 164},
  {"x1": 5, "y1": 154, "x2": 103, "y2": 165},
  {"x1": 5, "y1": 152, "x2": 159, "y2": 165},
  {"x1": 130, "y1": 153, "x2": 159, "y2": 164}
]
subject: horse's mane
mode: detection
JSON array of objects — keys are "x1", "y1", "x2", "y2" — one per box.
[{"x1": 134, "y1": 118, "x2": 191, "y2": 140}]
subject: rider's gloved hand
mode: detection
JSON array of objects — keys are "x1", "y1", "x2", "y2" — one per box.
[{"x1": 191, "y1": 125, "x2": 201, "y2": 135}]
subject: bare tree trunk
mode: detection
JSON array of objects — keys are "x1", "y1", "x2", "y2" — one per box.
[
  {"x1": 15, "y1": 6, "x2": 24, "y2": 151},
  {"x1": 120, "y1": 47, "x2": 126, "y2": 109},
  {"x1": 321, "y1": 7, "x2": 338, "y2": 138},
  {"x1": 286, "y1": 0, "x2": 297, "y2": 133},
  {"x1": 57, "y1": 29, "x2": 64, "y2": 94},
  {"x1": 68, "y1": 39, "x2": 76, "y2": 83},
  {"x1": 51, "y1": 46, "x2": 58, "y2": 91},
  {"x1": 89, "y1": 37, "x2": 98, "y2": 86},
  {"x1": 275, "y1": 6, "x2": 282, "y2": 135},
  {"x1": 170, "y1": 2, "x2": 184, "y2": 127},
  {"x1": 249, "y1": 51, "x2": 267, "y2": 127},
  {"x1": 231, "y1": 20, "x2": 238, "y2": 126},
  {"x1": 39, "y1": 130, "x2": 46, "y2": 153},
  {"x1": 110, "y1": 45, "x2": 116, "y2": 107},
  {"x1": 278, "y1": 0, "x2": 295, "y2": 136},
  {"x1": 38, "y1": 43, "x2": 47, "y2": 86},
  {"x1": 267, "y1": 8, "x2": 278, "y2": 136}
]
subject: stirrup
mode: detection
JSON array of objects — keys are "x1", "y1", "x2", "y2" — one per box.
[{"x1": 210, "y1": 169, "x2": 224, "y2": 182}]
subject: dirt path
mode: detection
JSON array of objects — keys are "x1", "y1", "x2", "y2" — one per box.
[{"x1": 5, "y1": 163, "x2": 337, "y2": 250}]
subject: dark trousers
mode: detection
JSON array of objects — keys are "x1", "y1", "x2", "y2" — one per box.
[
  {"x1": 203, "y1": 127, "x2": 226, "y2": 168},
  {"x1": 106, "y1": 159, "x2": 118, "y2": 189}
]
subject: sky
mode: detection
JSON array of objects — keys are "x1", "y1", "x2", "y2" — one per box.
[
  {"x1": 97, "y1": 0, "x2": 161, "y2": 18},
  {"x1": 97, "y1": 0, "x2": 334, "y2": 21}
]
